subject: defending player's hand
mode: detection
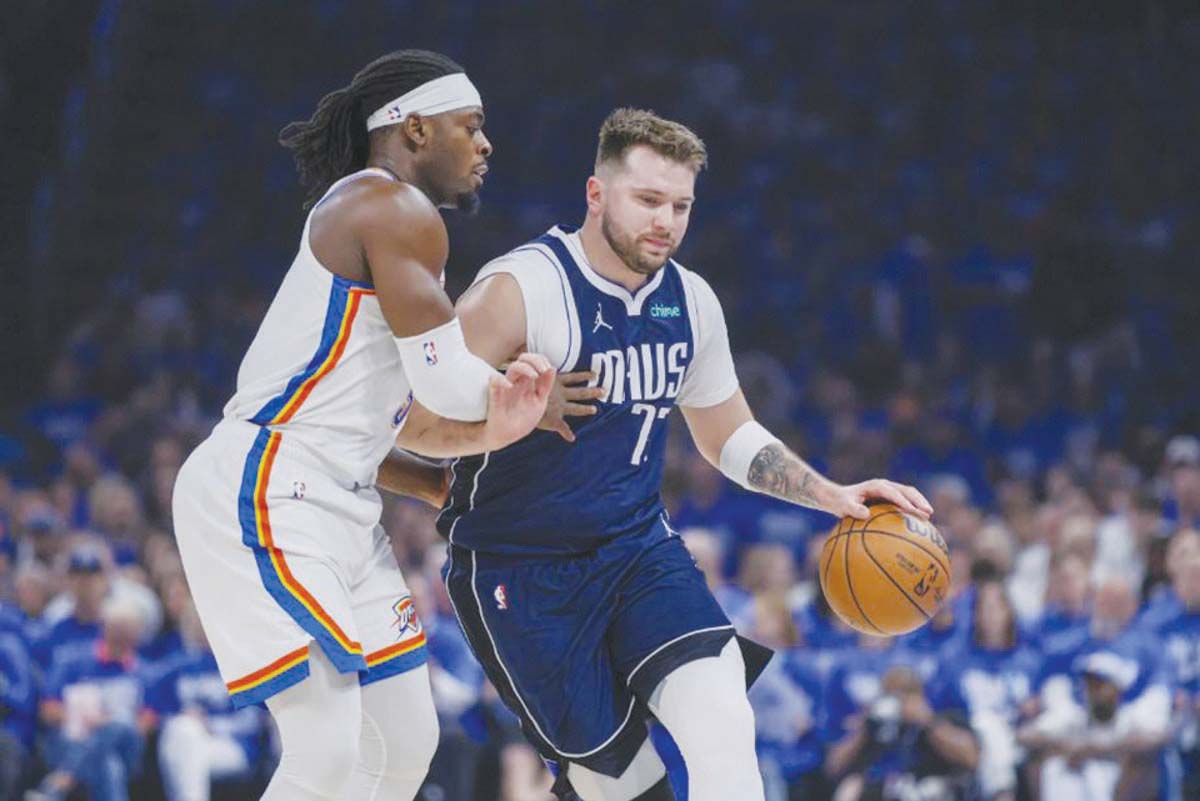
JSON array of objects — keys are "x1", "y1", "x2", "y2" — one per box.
[
  {"x1": 483, "y1": 353, "x2": 555, "y2": 451},
  {"x1": 539, "y1": 371, "x2": 605, "y2": 443},
  {"x1": 822, "y1": 479, "x2": 933, "y2": 521}
]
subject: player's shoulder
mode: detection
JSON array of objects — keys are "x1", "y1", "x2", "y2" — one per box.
[
  {"x1": 473, "y1": 233, "x2": 565, "y2": 285},
  {"x1": 321, "y1": 174, "x2": 446, "y2": 243}
]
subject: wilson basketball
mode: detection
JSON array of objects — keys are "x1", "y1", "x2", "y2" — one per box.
[{"x1": 819, "y1": 502, "x2": 951, "y2": 636}]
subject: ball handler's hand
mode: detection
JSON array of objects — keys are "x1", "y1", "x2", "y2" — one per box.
[{"x1": 822, "y1": 479, "x2": 933, "y2": 521}]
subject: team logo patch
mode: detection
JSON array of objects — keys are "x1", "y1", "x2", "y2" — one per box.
[
  {"x1": 423, "y1": 341, "x2": 438, "y2": 366},
  {"x1": 494, "y1": 584, "x2": 509, "y2": 610},
  {"x1": 392, "y1": 391, "x2": 415, "y2": 428},
  {"x1": 391, "y1": 595, "x2": 422, "y2": 639}
]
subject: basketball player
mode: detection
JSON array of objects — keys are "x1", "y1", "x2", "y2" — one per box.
[
  {"x1": 171, "y1": 51, "x2": 559, "y2": 801},
  {"x1": 394, "y1": 109, "x2": 935, "y2": 800}
]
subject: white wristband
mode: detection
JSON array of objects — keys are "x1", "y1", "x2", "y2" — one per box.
[
  {"x1": 394, "y1": 317, "x2": 495, "y2": 422},
  {"x1": 719, "y1": 420, "x2": 782, "y2": 490}
]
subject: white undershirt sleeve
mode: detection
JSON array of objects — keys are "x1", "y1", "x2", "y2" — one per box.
[
  {"x1": 472, "y1": 250, "x2": 575, "y2": 371},
  {"x1": 393, "y1": 317, "x2": 495, "y2": 421},
  {"x1": 676, "y1": 268, "x2": 739, "y2": 408}
]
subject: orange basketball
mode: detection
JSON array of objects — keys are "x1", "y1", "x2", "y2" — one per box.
[{"x1": 819, "y1": 502, "x2": 951, "y2": 636}]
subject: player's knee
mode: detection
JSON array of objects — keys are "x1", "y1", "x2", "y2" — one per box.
[
  {"x1": 280, "y1": 726, "x2": 360, "y2": 796},
  {"x1": 385, "y1": 696, "x2": 438, "y2": 776},
  {"x1": 362, "y1": 667, "x2": 440, "y2": 784},
  {"x1": 270, "y1": 682, "x2": 363, "y2": 795}
]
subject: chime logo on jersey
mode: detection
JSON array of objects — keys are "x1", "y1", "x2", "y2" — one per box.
[
  {"x1": 649, "y1": 302, "x2": 681, "y2": 319},
  {"x1": 422, "y1": 341, "x2": 438, "y2": 366},
  {"x1": 391, "y1": 595, "x2": 421, "y2": 637},
  {"x1": 588, "y1": 342, "x2": 689, "y2": 404},
  {"x1": 494, "y1": 584, "x2": 509, "y2": 610}
]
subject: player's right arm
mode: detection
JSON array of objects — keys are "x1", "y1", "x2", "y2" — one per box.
[
  {"x1": 674, "y1": 268, "x2": 932, "y2": 520},
  {"x1": 348, "y1": 183, "x2": 553, "y2": 451}
]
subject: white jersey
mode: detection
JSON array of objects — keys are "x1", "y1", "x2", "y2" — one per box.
[{"x1": 222, "y1": 168, "x2": 415, "y2": 487}]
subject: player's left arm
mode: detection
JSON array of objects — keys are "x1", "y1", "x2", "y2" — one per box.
[
  {"x1": 394, "y1": 269, "x2": 600, "y2": 458},
  {"x1": 376, "y1": 449, "x2": 451, "y2": 508},
  {"x1": 676, "y1": 274, "x2": 931, "y2": 521}
]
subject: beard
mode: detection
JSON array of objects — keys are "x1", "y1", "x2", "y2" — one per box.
[
  {"x1": 601, "y1": 212, "x2": 674, "y2": 275},
  {"x1": 455, "y1": 190, "x2": 481, "y2": 217}
]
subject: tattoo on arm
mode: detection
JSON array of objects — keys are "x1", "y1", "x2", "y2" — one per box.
[{"x1": 747, "y1": 443, "x2": 822, "y2": 508}]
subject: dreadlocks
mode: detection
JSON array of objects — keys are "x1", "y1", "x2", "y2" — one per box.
[{"x1": 279, "y1": 50, "x2": 465, "y2": 208}]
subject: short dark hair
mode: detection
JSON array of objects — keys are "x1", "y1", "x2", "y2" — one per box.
[
  {"x1": 595, "y1": 108, "x2": 707, "y2": 174},
  {"x1": 279, "y1": 50, "x2": 465, "y2": 208}
]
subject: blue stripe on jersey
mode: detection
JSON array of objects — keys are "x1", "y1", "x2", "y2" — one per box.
[
  {"x1": 249, "y1": 275, "x2": 356, "y2": 425},
  {"x1": 439, "y1": 226, "x2": 695, "y2": 556}
]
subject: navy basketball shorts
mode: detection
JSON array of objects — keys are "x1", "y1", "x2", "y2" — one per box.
[{"x1": 444, "y1": 516, "x2": 736, "y2": 777}]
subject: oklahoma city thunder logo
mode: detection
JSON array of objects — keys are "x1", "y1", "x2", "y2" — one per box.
[{"x1": 391, "y1": 595, "x2": 422, "y2": 639}]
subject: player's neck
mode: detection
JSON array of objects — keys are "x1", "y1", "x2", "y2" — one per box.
[
  {"x1": 578, "y1": 219, "x2": 649, "y2": 293},
  {"x1": 366, "y1": 155, "x2": 440, "y2": 206}
]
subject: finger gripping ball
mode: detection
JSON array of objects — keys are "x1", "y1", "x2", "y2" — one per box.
[{"x1": 819, "y1": 502, "x2": 951, "y2": 635}]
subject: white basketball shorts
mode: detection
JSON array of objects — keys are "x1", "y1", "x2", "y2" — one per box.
[{"x1": 172, "y1": 419, "x2": 427, "y2": 707}]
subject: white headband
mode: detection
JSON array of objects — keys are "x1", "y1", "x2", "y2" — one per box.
[{"x1": 365, "y1": 73, "x2": 482, "y2": 132}]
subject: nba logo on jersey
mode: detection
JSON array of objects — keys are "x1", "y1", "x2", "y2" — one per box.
[
  {"x1": 422, "y1": 341, "x2": 438, "y2": 366},
  {"x1": 392, "y1": 595, "x2": 421, "y2": 637},
  {"x1": 392, "y1": 391, "x2": 415, "y2": 428},
  {"x1": 494, "y1": 584, "x2": 509, "y2": 610}
]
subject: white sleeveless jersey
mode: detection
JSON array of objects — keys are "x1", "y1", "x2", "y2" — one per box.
[{"x1": 222, "y1": 168, "x2": 417, "y2": 486}]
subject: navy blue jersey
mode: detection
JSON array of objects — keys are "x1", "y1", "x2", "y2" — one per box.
[{"x1": 439, "y1": 226, "x2": 737, "y2": 556}]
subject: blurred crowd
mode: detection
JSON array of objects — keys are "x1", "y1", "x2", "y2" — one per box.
[{"x1": 3, "y1": 1, "x2": 1199, "y2": 800}]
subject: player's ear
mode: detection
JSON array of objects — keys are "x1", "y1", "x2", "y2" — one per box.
[
  {"x1": 402, "y1": 113, "x2": 430, "y2": 148},
  {"x1": 585, "y1": 175, "x2": 605, "y2": 215}
]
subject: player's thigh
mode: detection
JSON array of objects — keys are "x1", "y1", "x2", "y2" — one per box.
[
  {"x1": 443, "y1": 543, "x2": 643, "y2": 772},
  {"x1": 566, "y1": 737, "x2": 668, "y2": 801},
  {"x1": 351, "y1": 524, "x2": 430, "y2": 684},
  {"x1": 175, "y1": 432, "x2": 368, "y2": 703},
  {"x1": 608, "y1": 533, "x2": 735, "y2": 700}
]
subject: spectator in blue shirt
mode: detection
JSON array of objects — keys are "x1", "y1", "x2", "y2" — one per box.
[
  {"x1": 32, "y1": 543, "x2": 110, "y2": 674},
  {"x1": 27, "y1": 596, "x2": 151, "y2": 801},
  {"x1": 1139, "y1": 528, "x2": 1200, "y2": 630},
  {"x1": 825, "y1": 664, "x2": 979, "y2": 801},
  {"x1": 745, "y1": 592, "x2": 827, "y2": 801},
  {"x1": 0, "y1": 604, "x2": 34, "y2": 801},
  {"x1": 931, "y1": 577, "x2": 1042, "y2": 801},
  {"x1": 146, "y1": 603, "x2": 263, "y2": 801},
  {"x1": 1156, "y1": 552, "x2": 1200, "y2": 798}
]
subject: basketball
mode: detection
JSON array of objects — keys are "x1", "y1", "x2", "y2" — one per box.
[{"x1": 819, "y1": 502, "x2": 951, "y2": 636}]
